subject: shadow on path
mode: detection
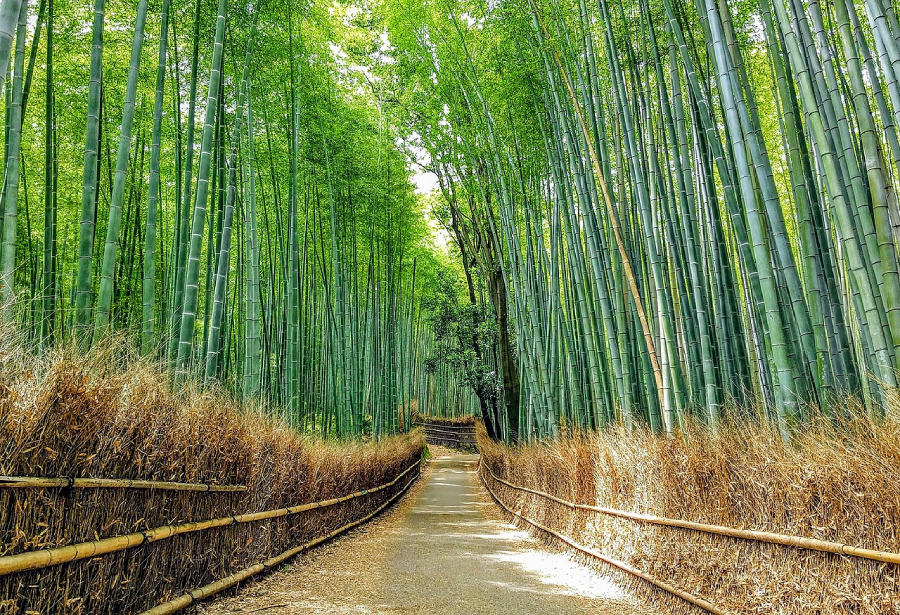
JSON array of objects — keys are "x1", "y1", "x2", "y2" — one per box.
[
  {"x1": 198, "y1": 454, "x2": 655, "y2": 615},
  {"x1": 376, "y1": 455, "x2": 648, "y2": 614}
]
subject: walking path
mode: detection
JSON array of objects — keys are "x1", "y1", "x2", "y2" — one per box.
[{"x1": 198, "y1": 454, "x2": 655, "y2": 614}]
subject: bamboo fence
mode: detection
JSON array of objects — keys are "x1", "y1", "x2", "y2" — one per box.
[
  {"x1": 0, "y1": 460, "x2": 420, "y2": 577},
  {"x1": 0, "y1": 475, "x2": 246, "y2": 492},
  {"x1": 480, "y1": 460, "x2": 725, "y2": 615},
  {"x1": 137, "y1": 469, "x2": 420, "y2": 615},
  {"x1": 417, "y1": 421, "x2": 477, "y2": 448},
  {"x1": 481, "y1": 460, "x2": 900, "y2": 566}
]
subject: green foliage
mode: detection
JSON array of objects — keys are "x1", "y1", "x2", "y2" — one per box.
[
  {"x1": 422, "y1": 273, "x2": 502, "y2": 400},
  {"x1": 8, "y1": 0, "x2": 900, "y2": 445},
  {"x1": 0, "y1": 0, "x2": 446, "y2": 440},
  {"x1": 378, "y1": 0, "x2": 900, "y2": 442}
]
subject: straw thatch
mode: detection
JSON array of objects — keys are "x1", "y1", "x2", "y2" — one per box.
[
  {"x1": 478, "y1": 414, "x2": 900, "y2": 614},
  {"x1": 414, "y1": 413, "x2": 476, "y2": 427},
  {"x1": 0, "y1": 344, "x2": 424, "y2": 614}
]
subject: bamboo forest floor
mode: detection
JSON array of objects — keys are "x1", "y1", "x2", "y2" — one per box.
[{"x1": 196, "y1": 455, "x2": 655, "y2": 615}]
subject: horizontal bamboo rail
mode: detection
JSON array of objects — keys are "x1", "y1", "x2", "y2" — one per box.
[
  {"x1": 0, "y1": 476, "x2": 246, "y2": 492},
  {"x1": 480, "y1": 460, "x2": 725, "y2": 615},
  {"x1": 137, "y1": 469, "x2": 420, "y2": 615},
  {"x1": 481, "y1": 460, "x2": 900, "y2": 566},
  {"x1": 0, "y1": 460, "x2": 420, "y2": 578},
  {"x1": 418, "y1": 422, "x2": 477, "y2": 450},
  {"x1": 423, "y1": 433, "x2": 476, "y2": 443},
  {"x1": 422, "y1": 428, "x2": 476, "y2": 437}
]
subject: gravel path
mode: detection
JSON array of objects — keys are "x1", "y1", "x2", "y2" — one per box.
[{"x1": 197, "y1": 454, "x2": 656, "y2": 615}]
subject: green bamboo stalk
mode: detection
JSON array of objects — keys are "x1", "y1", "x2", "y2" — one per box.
[
  {"x1": 169, "y1": 0, "x2": 203, "y2": 365},
  {"x1": 73, "y1": 0, "x2": 104, "y2": 340},
  {"x1": 40, "y1": 0, "x2": 54, "y2": 344},
  {"x1": 0, "y1": 0, "x2": 26, "y2": 320},
  {"x1": 142, "y1": 0, "x2": 170, "y2": 355},
  {"x1": 93, "y1": 0, "x2": 149, "y2": 334},
  {"x1": 175, "y1": 0, "x2": 227, "y2": 379},
  {"x1": 0, "y1": 0, "x2": 22, "y2": 101}
]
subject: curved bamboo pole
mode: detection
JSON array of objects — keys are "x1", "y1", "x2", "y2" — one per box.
[
  {"x1": 0, "y1": 460, "x2": 420, "y2": 577},
  {"x1": 480, "y1": 460, "x2": 725, "y2": 615},
  {"x1": 0, "y1": 476, "x2": 245, "y2": 492},
  {"x1": 137, "y1": 470, "x2": 420, "y2": 615},
  {"x1": 481, "y1": 460, "x2": 900, "y2": 566}
]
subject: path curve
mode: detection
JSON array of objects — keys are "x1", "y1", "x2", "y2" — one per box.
[{"x1": 198, "y1": 454, "x2": 656, "y2": 614}]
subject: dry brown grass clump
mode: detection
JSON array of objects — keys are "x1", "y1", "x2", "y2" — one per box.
[
  {"x1": 0, "y1": 340, "x2": 424, "y2": 615},
  {"x1": 415, "y1": 413, "x2": 476, "y2": 427},
  {"x1": 479, "y1": 413, "x2": 900, "y2": 614}
]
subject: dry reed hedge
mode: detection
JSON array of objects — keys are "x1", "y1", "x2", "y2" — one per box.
[
  {"x1": 0, "y1": 343, "x2": 424, "y2": 615},
  {"x1": 479, "y1": 414, "x2": 900, "y2": 614},
  {"x1": 415, "y1": 413, "x2": 475, "y2": 427}
]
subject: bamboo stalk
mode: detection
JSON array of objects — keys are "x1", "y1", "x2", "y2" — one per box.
[
  {"x1": 481, "y1": 460, "x2": 900, "y2": 566},
  {"x1": 0, "y1": 476, "x2": 246, "y2": 491},
  {"x1": 0, "y1": 460, "x2": 419, "y2": 577},
  {"x1": 138, "y1": 469, "x2": 420, "y2": 615},
  {"x1": 480, "y1": 460, "x2": 726, "y2": 615},
  {"x1": 526, "y1": 0, "x2": 665, "y2": 402}
]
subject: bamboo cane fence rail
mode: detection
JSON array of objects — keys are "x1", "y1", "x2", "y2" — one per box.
[
  {"x1": 137, "y1": 469, "x2": 420, "y2": 615},
  {"x1": 479, "y1": 460, "x2": 726, "y2": 615},
  {"x1": 0, "y1": 475, "x2": 246, "y2": 492},
  {"x1": 416, "y1": 423, "x2": 472, "y2": 432},
  {"x1": 481, "y1": 459, "x2": 900, "y2": 566},
  {"x1": 0, "y1": 460, "x2": 421, "y2": 578}
]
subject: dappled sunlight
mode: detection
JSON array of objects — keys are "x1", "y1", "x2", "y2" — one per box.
[
  {"x1": 357, "y1": 456, "x2": 641, "y2": 613},
  {"x1": 486, "y1": 548, "x2": 627, "y2": 600}
]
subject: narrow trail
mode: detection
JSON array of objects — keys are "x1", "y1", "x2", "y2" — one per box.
[{"x1": 198, "y1": 454, "x2": 656, "y2": 614}]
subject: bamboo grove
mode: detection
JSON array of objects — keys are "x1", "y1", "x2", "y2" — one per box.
[
  {"x1": 4, "y1": 0, "x2": 900, "y2": 444},
  {"x1": 379, "y1": 0, "x2": 900, "y2": 441},
  {"x1": 0, "y1": 0, "x2": 447, "y2": 437}
]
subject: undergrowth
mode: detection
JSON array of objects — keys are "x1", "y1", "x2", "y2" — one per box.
[
  {"x1": 479, "y1": 409, "x2": 900, "y2": 614},
  {"x1": 0, "y1": 330, "x2": 424, "y2": 614}
]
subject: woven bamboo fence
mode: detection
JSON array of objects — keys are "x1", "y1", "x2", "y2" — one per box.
[
  {"x1": 480, "y1": 460, "x2": 725, "y2": 614},
  {"x1": 0, "y1": 460, "x2": 420, "y2": 578},
  {"x1": 477, "y1": 416, "x2": 900, "y2": 615},
  {"x1": 481, "y1": 460, "x2": 900, "y2": 567},
  {"x1": 0, "y1": 356, "x2": 428, "y2": 615},
  {"x1": 138, "y1": 469, "x2": 420, "y2": 615},
  {"x1": 416, "y1": 421, "x2": 477, "y2": 449}
]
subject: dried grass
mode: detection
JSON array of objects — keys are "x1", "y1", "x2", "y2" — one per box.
[
  {"x1": 415, "y1": 413, "x2": 475, "y2": 427},
  {"x1": 0, "y1": 335, "x2": 424, "y2": 614},
  {"x1": 478, "y1": 410, "x2": 900, "y2": 614}
]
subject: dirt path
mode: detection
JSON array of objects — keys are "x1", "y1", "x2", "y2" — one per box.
[{"x1": 197, "y1": 455, "x2": 656, "y2": 615}]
